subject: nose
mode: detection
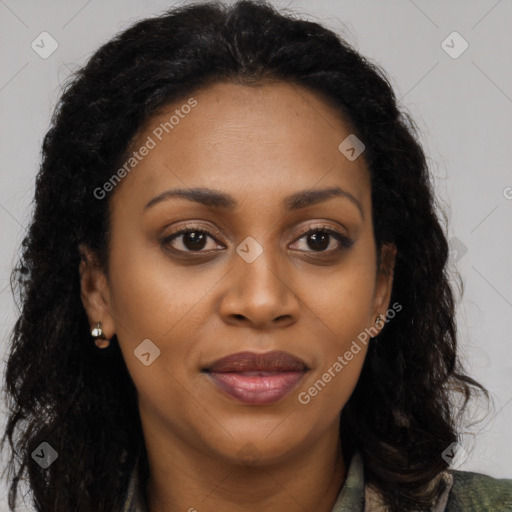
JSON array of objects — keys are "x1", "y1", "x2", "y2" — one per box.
[{"x1": 218, "y1": 248, "x2": 300, "y2": 330}]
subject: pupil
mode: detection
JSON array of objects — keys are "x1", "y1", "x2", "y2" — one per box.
[
  {"x1": 185, "y1": 232, "x2": 206, "y2": 251},
  {"x1": 309, "y1": 232, "x2": 329, "y2": 251}
]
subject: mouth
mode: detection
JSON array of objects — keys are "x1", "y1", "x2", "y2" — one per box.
[{"x1": 202, "y1": 351, "x2": 309, "y2": 405}]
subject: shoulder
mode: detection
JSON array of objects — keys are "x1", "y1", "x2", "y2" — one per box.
[{"x1": 445, "y1": 468, "x2": 512, "y2": 512}]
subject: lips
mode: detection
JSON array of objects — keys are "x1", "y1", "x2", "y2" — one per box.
[
  {"x1": 204, "y1": 350, "x2": 308, "y2": 373},
  {"x1": 203, "y1": 351, "x2": 309, "y2": 405}
]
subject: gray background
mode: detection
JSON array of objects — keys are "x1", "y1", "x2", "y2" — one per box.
[{"x1": 1, "y1": 0, "x2": 511, "y2": 509}]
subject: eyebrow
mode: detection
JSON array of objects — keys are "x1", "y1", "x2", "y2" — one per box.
[{"x1": 144, "y1": 186, "x2": 364, "y2": 220}]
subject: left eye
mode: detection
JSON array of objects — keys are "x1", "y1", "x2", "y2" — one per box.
[
  {"x1": 161, "y1": 226, "x2": 353, "y2": 254},
  {"x1": 291, "y1": 228, "x2": 354, "y2": 253}
]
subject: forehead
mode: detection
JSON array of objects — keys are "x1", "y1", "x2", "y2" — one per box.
[{"x1": 111, "y1": 80, "x2": 371, "y2": 215}]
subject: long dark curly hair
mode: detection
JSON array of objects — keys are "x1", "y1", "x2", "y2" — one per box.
[{"x1": 1, "y1": 1, "x2": 489, "y2": 511}]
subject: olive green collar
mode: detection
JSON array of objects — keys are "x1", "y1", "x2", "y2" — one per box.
[{"x1": 122, "y1": 450, "x2": 452, "y2": 512}]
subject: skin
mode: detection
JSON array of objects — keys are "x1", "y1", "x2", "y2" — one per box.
[{"x1": 79, "y1": 80, "x2": 396, "y2": 512}]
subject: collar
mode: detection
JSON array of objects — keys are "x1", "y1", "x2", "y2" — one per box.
[{"x1": 122, "y1": 451, "x2": 453, "y2": 512}]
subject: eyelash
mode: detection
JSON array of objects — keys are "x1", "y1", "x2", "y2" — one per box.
[{"x1": 161, "y1": 224, "x2": 354, "y2": 255}]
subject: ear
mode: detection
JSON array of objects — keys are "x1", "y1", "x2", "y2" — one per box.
[
  {"x1": 78, "y1": 243, "x2": 115, "y2": 339},
  {"x1": 370, "y1": 242, "x2": 397, "y2": 335}
]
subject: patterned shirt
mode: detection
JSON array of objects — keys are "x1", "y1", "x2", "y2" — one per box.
[{"x1": 122, "y1": 453, "x2": 456, "y2": 512}]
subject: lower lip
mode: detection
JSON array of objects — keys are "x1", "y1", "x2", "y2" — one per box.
[{"x1": 206, "y1": 370, "x2": 307, "y2": 405}]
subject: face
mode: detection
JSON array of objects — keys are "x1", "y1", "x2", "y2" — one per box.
[{"x1": 80, "y1": 80, "x2": 395, "y2": 467}]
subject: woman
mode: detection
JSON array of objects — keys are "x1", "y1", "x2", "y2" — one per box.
[{"x1": 2, "y1": 1, "x2": 511, "y2": 511}]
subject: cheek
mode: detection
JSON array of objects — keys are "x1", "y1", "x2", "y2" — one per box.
[
  {"x1": 296, "y1": 269, "x2": 373, "y2": 416},
  {"x1": 293, "y1": 249, "x2": 375, "y2": 414},
  {"x1": 107, "y1": 230, "x2": 226, "y2": 342},
  {"x1": 298, "y1": 346, "x2": 367, "y2": 401},
  {"x1": 299, "y1": 253, "x2": 377, "y2": 343},
  {"x1": 104, "y1": 236, "x2": 203, "y2": 400}
]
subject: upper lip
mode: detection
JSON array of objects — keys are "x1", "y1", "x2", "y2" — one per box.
[{"x1": 203, "y1": 350, "x2": 308, "y2": 373}]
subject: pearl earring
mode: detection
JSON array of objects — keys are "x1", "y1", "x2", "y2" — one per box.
[{"x1": 91, "y1": 322, "x2": 110, "y2": 349}]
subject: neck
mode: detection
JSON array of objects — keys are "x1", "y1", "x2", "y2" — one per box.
[{"x1": 144, "y1": 426, "x2": 347, "y2": 512}]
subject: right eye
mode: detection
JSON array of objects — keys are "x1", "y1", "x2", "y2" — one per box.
[{"x1": 161, "y1": 226, "x2": 225, "y2": 253}]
